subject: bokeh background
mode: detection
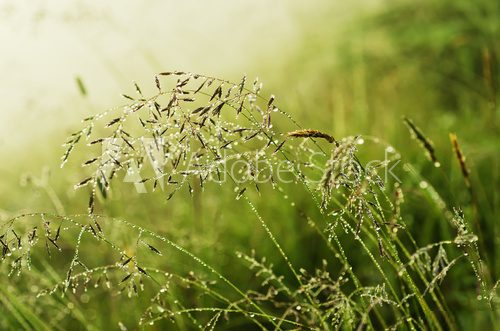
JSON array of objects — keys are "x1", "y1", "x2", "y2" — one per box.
[{"x1": 0, "y1": 0, "x2": 498, "y2": 329}]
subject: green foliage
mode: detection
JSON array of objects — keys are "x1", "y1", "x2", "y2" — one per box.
[{"x1": 1, "y1": 0, "x2": 499, "y2": 329}]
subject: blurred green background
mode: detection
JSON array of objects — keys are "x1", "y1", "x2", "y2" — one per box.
[{"x1": 0, "y1": 0, "x2": 498, "y2": 329}]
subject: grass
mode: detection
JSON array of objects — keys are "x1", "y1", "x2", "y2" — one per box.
[{"x1": 1, "y1": 0, "x2": 499, "y2": 329}]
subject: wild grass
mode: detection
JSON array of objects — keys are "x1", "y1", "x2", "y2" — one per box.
[
  {"x1": 1, "y1": 0, "x2": 499, "y2": 329},
  {"x1": 1, "y1": 71, "x2": 497, "y2": 330}
]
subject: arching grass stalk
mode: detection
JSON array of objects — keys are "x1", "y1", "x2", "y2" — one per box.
[{"x1": 3, "y1": 213, "x2": 277, "y2": 330}]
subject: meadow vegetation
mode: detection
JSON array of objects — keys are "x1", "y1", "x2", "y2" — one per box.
[{"x1": 0, "y1": 0, "x2": 498, "y2": 329}]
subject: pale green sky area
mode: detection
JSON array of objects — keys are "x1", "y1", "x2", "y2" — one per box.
[{"x1": 0, "y1": 0, "x2": 379, "y2": 154}]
